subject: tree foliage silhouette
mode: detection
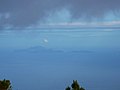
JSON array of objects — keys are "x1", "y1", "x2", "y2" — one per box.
[
  {"x1": 0, "y1": 79, "x2": 12, "y2": 90},
  {"x1": 65, "y1": 86, "x2": 71, "y2": 90},
  {"x1": 65, "y1": 80, "x2": 85, "y2": 90}
]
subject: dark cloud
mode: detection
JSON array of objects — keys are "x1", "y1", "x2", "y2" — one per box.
[
  {"x1": 0, "y1": 0, "x2": 120, "y2": 29},
  {"x1": 68, "y1": 0, "x2": 120, "y2": 19},
  {"x1": 0, "y1": 0, "x2": 66, "y2": 28}
]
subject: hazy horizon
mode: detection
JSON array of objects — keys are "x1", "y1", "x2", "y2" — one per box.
[{"x1": 0, "y1": 28, "x2": 120, "y2": 90}]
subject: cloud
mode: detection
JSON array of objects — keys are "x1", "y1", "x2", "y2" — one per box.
[
  {"x1": 68, "y1": 0, "x2": 120, "y2": 18},
  {"x1": 34, "y1": 20, "x2": 120, "y2": 28},
  {"x1": 43, "y1": 39, "x2": 48, "y2": 43},
  {"x1": 0, "y1": 0, "x2": 120, "y2": 29}
]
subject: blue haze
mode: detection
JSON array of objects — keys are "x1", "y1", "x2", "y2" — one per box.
[{"x1": 0, "y1": 29, "x2": 120, "y2": 90}]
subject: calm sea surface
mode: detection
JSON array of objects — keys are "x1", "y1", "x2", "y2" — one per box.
[{"x1": 0, "y1": 29, "x2": 120, "y2": 90}]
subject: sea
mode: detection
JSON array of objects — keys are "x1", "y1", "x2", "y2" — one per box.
[{"x1": 0, "y1": 28, "x2": 120, "y2": 90}]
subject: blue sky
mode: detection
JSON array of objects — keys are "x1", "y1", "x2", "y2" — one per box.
[{"x1": 1, "y1": 0, "x2": 120, "y2": 52}]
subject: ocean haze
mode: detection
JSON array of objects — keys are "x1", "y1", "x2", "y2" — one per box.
[{"x1": 0, "y1": 29, "x2": 120, "y2": 90}]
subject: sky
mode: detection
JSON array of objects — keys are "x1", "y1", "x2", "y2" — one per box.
[
  {"x1": 0, "y1": 0, "x2": 120, "y2": 52},
  {"x1": 0, "y1": 0, "x2": 120, "y2": 29}
]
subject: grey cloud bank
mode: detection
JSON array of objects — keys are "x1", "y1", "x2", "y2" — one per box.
[{"x1": 0, "y1": 0, "x2": 120, "y2": 28}]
